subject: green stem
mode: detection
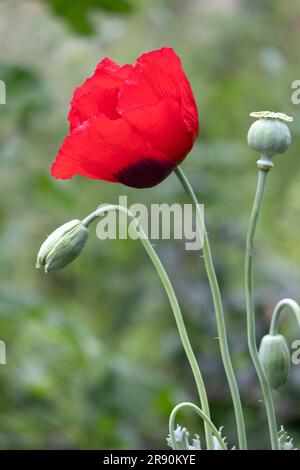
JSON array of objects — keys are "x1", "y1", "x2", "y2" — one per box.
[
  {"x1": 174, "y1": 166, "x2": 247, "y2": 450},
  {"x1": 82, "y1": 205, "x2": 213, "y2": 449},
  {"x1": 245, "y1": 169, "x2": 278, "y2": 449},
  {"x1": 169, "y1": 402, "x2": 227, "y2": 450},
  {"x1": 269, "y1": 298, "x2": 300, "y2": 336}
]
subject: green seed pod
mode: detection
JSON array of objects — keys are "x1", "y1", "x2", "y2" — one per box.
[
  {"x1": 36, "y1": 219, "x2": 89, "y2": 273},
  {"x1": 247, "y1": 112, "x2": 292, "y2": 170},
  {"x1": 258, "y1": 334, "x2": 290, "y2": 390}
]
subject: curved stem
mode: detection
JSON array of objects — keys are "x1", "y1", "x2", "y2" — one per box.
[
  {"x1": 169, "y1": 402, "x2": 227, "y2": 450},
  {"x1": 82, "y1": 205, "x2": 213, "y2": 449},
  {"x1": 174, "y1": 166, "x2": 247, "y2": 450},
  {"x1": 270, "y1": 298, "x2": 300, "y2": 336},
  {"x1": 245, "y1": 169, "x2": 279, "y2": 449}
]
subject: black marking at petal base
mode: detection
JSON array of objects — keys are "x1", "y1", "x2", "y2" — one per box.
[{"x1": 115, "y1": 158, "x2": 175, "y2": 188}]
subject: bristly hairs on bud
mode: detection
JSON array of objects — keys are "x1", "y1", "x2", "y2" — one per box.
[
  {"x1": 167, "y1": 425, "x2": 233, "y2": 450},
  {"x1": 168, "y1": 402, "x2": 228, "y2": 450},
  {"x1": 278, "y1": 426, "x2": 297, "y2": 450},
  {"x1": 166, "y1": 425, "x2": 201, "y2": 450}
]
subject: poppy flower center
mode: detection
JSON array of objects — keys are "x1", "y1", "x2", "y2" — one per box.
[{"x1": 115, "y1": 158, "x2": 174, "y2": 188}]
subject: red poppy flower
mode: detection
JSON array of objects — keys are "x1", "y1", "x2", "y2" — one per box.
[{"x1": 51, "y1": 48, "x2": 199, "y2": 188}]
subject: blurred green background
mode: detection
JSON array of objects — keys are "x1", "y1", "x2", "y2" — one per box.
[{"x1": 1, "y1": 0, "x2": 300, "y2": 450}]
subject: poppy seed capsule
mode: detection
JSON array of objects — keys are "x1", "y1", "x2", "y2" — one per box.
[
  {"x1": 248, "y1": 112, "x2": 292, "y2": 170},
  {"x1": 258, "y1": 334, "x2": 290, "y2": 390},
  {"x1": 36, "y1": 219, "x2": 89, "y2": 273}
]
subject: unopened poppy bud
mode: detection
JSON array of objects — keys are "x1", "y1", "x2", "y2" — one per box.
[
  {"x1": 258, "y1": 334, "x2": 290, "y2": 390},
  {"x1": 248, "y1": 112, "x2": 293, "y2": 170},
  {"x1": 36, "y1": 219, "x2": 89, "y2": 273}
]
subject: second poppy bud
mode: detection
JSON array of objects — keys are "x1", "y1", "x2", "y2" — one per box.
[{"x1": 258, "y1": 334, "x2": 290, "y2": 390}]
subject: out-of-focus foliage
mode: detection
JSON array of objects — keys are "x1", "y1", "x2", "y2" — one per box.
[
  {"x1": 45, "y1": 0, "x2": 135, "y2": 35},
  {"x1": 0, "y1": 0, "x2": 300, "y2": 449}
]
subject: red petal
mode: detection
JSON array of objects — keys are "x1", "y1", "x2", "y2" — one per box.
[
  {"x1": 118, "y1": 48, "x2": 199, "y2": 139},
  {"x1": 68, "y1": 58, "x2": 133, "y2": 130},
  {"x1": 122, "y1": 98, "x2": 194, "y2": 163},
  {"x1": 51, "y1": 116, "x2": 175, "y2": 188}
]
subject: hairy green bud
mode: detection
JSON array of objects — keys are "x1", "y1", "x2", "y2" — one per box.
[
  {"x1": 36, "y1": 219, "x2": 89, "y2": 273},
  {"x1": 259, "y1": 334, "x2": 290, "y2": 390}
]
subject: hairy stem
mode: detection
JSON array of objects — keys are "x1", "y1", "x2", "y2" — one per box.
[
  {"x1": 174, "y1": 166, "x2": 247, "y2": 450},
  {"x1": 82, "y1": 205, "x2": 213, "y2": 449},
  {"x1": 245, "y1": 169, "x2": 278, "y2": 449}
]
